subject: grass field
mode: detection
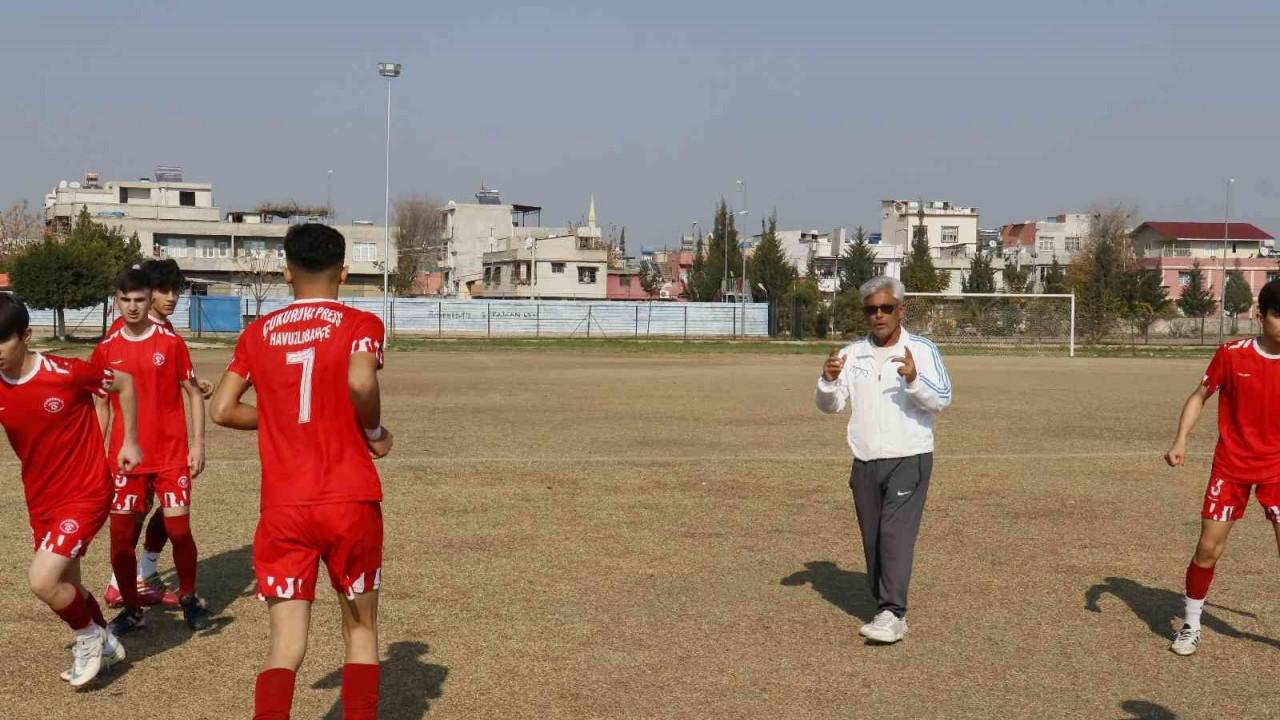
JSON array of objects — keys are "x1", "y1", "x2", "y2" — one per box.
[{"x1": 2, "y1": 345, "x2": 1275, "y2": 719}]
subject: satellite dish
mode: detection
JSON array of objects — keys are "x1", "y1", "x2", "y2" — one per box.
[
  {"x1": 525, "y1": 236, "x2": 534, "y2": 249},
  {"x1": 58, "y1": 180, "x2": 68, "y2": 189},
  {"x1": 69, "y1": 181, "x2": 81, "y2": 189}
]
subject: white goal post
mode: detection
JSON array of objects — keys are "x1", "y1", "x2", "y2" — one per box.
[{"x1": 902, "y1": 292, "x2": 1077, "y2": 357}]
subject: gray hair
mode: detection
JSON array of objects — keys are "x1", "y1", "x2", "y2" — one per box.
[{"x1": 859, "y1": 276, "x2": 905, "y2": 304}]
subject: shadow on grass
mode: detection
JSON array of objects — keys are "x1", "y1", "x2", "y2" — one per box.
[
  {"x1": 781, "y1": 560, "x2": 876, "y2": 623},
  {"x1": 1119, "y1": 699, "x2": 1177, "y2": 719},
  {"x1": 1084, "y1": 576, "x2": 1279, "y2": 648},
  {"x1": 314, "y1": 641, "x2": 449, "y2": 719}
]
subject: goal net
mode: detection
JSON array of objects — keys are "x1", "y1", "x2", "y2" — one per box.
[{"x1": 902, "y1": 292, "x2": 1076, "y2": 355}]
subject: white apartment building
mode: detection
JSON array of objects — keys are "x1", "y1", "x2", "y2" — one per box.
[
  {"x1": 480, "y1": 233, "x2": 609, "y2": 300},
  {"x1": 44, "y1": 171, "x2": 393, "y2": 297},
  {"x1": 1000, "y1": 213, "x2": 1090, "y2": 289},
  {"x1": 880, "y1": 200, "x2": 981, "y2": 293},
  {"x1": 752, "y1": 227, "x2": 900, "y2": 295}
]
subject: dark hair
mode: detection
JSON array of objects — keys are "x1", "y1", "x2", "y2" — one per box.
[
  {"x1": 284, "y1": 223, "x2": 346, "y2": 273},
  {"x1": 115, "y1": 266, "x2": 151, "y2": 294},
  {"x1": 142, "y1": 258, "x2": 184, "y2": 292},
  {"x1": 0, "y1": 294, "x2": 29, "y2": 342},
  {"x1": 1259, "y1": 279, "x2": 1280, "y2": 318}
]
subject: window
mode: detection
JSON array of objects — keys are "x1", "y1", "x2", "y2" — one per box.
[
  {"x1": 941, "y1": 226, "x2": 959, "y2": 244},
  {"x1": 872, "y1": 262, "x2": 886, "y2": 275},
  {"x1": 1178, "y1": 271, "x2": 1192, "y2": 288},
  {"x1": 352, "y1": 242, "x2": 377, "y2": 262},
  {"x1": 1268, "y1": 271, "x2": 1280, "y2": 284},
  {"x1": 484, "y1": 267, "x2": 492, "y2": 284},
  {"x1": 578, "y1": 266, "x2": 598, "y2": 284},
  {"x1": 619, "y1": 275, "x2": 632, "y2": 288},
  {"x1": 1065, "y1": 236, "x2": 1082, "y2": 253},
  {"x1": 1038, "y1": 237, "x2": 1055, "y2": 251},
  {"x1": 179, "y1": 191, "x2": 196, "y2": 207},
  {"x1": 493, "y1": 267, "x2": 503, "y2": 285},
  {"x1": 551, "y1": 262, "x2": 566, "y2": 274}
]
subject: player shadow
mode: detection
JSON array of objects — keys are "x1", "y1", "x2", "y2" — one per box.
[
  {"x1": 313, "y1": 641, "x2": 449, "y2": 719},
  {"x1": 780, "y1": 560, "x2": 877, "y2": 623},
  {"x1": 1084, "y1": 576, "x2": 1280, "y2": 648},
  {"x1": 1118, "y1": 700, "x2": 1177, "y2": 719}
]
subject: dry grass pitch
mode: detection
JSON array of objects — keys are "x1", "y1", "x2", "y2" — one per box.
[{"x1": 2, "y1": 344, "x2": 1275, "y2": 719}]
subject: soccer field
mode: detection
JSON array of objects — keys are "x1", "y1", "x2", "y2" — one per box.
[{"x1": 3, "y1": 345, "x2": 1274, "y2": 719}]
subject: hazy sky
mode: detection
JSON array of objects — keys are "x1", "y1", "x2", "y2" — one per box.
[{"x1": 4, "y1": 1, "x2": 1278, "y2": 248}]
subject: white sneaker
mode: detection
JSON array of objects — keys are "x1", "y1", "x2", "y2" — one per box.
[
  {"x1": 1170, "y1": 624, "x2": 1201, "y2": 656},
  {"x1": 67, "y1": 627, "x2": 107, "y2": 688},
  {"x1": 62, "y1": 631, "x2": 124, "y2": 682},
  {"x1": 859, "y1": 610, "x2": 907, "y2": 643}
]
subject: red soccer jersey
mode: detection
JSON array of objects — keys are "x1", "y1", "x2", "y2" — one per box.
[
  {"x1": 1202, "y1": 337, "x2": 1280, "y2": 482},
  {"x1": 91, "y1": 323, "x2": 195, "y2": 475},
  {"x1": 108, "y1": 314, "x2": 175, "y2": 336},
  {"x1": 227, "y1": 299, "x2": 385, "y2": 509},
  {"x1": 0, "y1": 354, "x2": 114, "y2": 516}
]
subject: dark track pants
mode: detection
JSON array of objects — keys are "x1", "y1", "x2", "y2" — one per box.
[{"x1": 850, "y1": 453, "x2": 933, "y2": 618}]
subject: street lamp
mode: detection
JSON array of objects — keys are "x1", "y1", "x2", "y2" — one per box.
[
  {"x1": 737, "y1": 180, "x2": 748, "y2": 305},
  {"x1": 326, "y1": 169, "x2": 334, "y2": 224},
  {"x1": 377, "y1": 61, "x2": 401, "y2": 337},
  {"x1": 1220, "y1": 177, "x2": 1234, "y2": 343}
]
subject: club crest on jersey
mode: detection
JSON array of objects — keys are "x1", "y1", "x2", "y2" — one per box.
[
  {"x1": 177, "y1": 475, "x2": 191, "y2": 489},
  {"x1": 58, "y1": 519, "x2": 79, "y2": 535},
  {"x1": 153, "y1": 352, "x2": 166, "y2": 367},
  {"x1": 43, "y1": 397, "x2": 65, "y2": 413}
]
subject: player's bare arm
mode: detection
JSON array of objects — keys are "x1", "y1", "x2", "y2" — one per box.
[
  {"x1": 1166, "y1": 383, "x2": 1212, "y2": 468},
  {"x1": 93, "y1": 393, "x2": 111, "y2": 448},
  {"x1": 209, "y1": 370, "x2": 258, "y2": 431},
  {"x1": 349, "y1": 352, "x2": 392, "y2": 458},
  {"x1": 184, "y1": 377, "x2": 206, "y2": 478},
  {"x1": 105, "y1": 370, "x2": 143, "y2": 473},
  {"x1": 197, "y1": 378, "x2": 214, "y2": 400}
]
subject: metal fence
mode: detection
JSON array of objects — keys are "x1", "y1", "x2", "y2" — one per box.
[{"x1": 39, "y1": 297, "x2": 771, "y2": 339}]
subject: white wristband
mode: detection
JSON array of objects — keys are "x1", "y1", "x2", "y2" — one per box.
[{"x1": 364, "y1": 426, "x2": 385, "y2": 441}]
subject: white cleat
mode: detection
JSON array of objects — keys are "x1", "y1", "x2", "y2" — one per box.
[
  {"x1": 1170, "y1": 624, "x2": 1201, "y2": 656},
  {"x1": 859, "y1": 610, "x2": 908, "y2": 644},
  {"x1": 62, "y1": 632, "x2": 125, "y2": 682}
]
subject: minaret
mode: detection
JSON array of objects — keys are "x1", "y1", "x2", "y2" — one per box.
[{"x1": 587, "y1": 195, "x2": 598, "y2": 229}]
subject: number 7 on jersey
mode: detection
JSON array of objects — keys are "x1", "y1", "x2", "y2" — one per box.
[{"x1": 285, "y1": 347, "x2": 315, "y2": 424}]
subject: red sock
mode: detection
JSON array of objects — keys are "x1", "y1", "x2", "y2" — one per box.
[
  {"x1": 143, "y1": 511, "x2": 168, "y2": 554},
  {"x1": 254, "y1": 668, "x2": 296, "y2": 720},
  {"x1": 164, "y1": 514, "x2": 198, "y2": 597},
  {"x1": 53, "y1": 589, "x2": 92, "y2": 631},
  {"x1": 341, "y1": 664, "x2": 381, "y2": 720},
  {"x1": 1186, "y1": 561, "x2": 1215, "y2": 600},
  {"x1": 108, "y1": 514, "x2": 140, "y2": 608},
  {"x1": 83, "y1": 589, "x2": 107, "y2": 629}
]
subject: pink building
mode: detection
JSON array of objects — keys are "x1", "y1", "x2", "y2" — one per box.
[
  {"x1": 1133, "y1": 221, "x2": 1277, "y2": 314},
  {"x1": 606, "y1": 268, "x2": 658, "y2": 300}
]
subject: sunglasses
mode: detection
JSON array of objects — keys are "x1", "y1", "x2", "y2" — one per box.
[{"x1": 862, "y1": 303, "x2": 899, "y2": 317}]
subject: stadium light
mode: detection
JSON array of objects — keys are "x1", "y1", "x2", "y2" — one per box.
[
  {"x1": 378, "y1": 61, "x2": 401, "y2": 342},
  {"x1": 1219, "y1": 177, "x2": 1234, "y2": 344}
]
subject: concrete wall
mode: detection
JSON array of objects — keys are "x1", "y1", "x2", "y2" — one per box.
[{"x1": 442, "y1": 203, "x2": 516, "y2": 298}]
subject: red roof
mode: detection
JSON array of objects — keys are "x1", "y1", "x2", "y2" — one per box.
[{"x1": 1136, "y1": 221, "x2": 1273, "y2": 241}]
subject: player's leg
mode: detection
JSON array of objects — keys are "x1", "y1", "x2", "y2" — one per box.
[
  {"x1": 106, "y1": 506, "x2": 148, "y2": 635},
  {"x1": 1173, "y1": 476, "x2": 1245, "y2": 656},
  {"x1": 138, "y1": 505, "x2": 177, "y2": 605},
  {"x1": 157, "y1": 470, "x2": 208, "y2": 628},
  {"x1": 255, "y1": 598, "x2": 311, "y2": 720},
  {"x1": 30, "y1": 548, "x2": 122, "y2": 687},
  {"x1": 337, "y1": 591, "x2": 380, "y2": 720}
]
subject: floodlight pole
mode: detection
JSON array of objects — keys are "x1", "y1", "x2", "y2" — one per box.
[
  {"x1": 1219, "y1": 177, "x2": 1233, "y2": 344},
  {"x1": 378, "y1": 61, "x2": 401, "y2": 341}
]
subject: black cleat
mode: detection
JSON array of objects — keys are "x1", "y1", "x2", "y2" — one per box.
[
  {"x1": 108, "y1": 606, "x2": 147, "y2": 636},
  {"x1": 180, "y1": 594, "x2": 211, "y2": 631}
]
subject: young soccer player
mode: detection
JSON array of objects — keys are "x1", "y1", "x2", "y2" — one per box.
[
  {"x1": 211, "y1": 223, "x2": 393, "y2": 720},
  {"x1": 93, "y1": 267, "x2": 210, "y2": 634},
  {"x1": 0, "y1": 294, "x2": 142, "y2": 686},
  {"x1": 103, "y1": 260, "x2": 212, "y2": 609},
  {"x1": 1165, "y1": 278, "x2": 1280, "y2": 656}
]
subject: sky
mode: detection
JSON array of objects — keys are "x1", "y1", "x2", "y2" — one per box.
[{"x1": 3, "y1": 0, "x2": 1279, "y2": 249}]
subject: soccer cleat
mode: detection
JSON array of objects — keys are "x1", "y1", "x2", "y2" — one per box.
[
  {"x1": 180, "y1": 594, "x2": 211, "y2": 631},
  {"x1": 859, "y1": 610, "x2": 908, "y2": 644},
  {"x1": 1170, "y1": 624, "x2": 1201, "y2": 656},
  {"x1": 62, "y1": 632, "x2": 125, "y2": 682},
  {"x1": 139, "y1": 574, "x2": 180, "y2": 608},
  {"x1": 108, "y1": 606, "x2": 147, "y2": 636},
  {"x1": 67, "y1": 627, "x2": 106, "y2": 688}
]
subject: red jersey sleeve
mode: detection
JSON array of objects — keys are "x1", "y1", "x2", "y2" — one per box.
[
  {"x1": 1202, "y1": 346, "x2": 1229, "y2": 395},
  {"x1": 173, "y1": 336, "x2": 196, "y2": 383},
  {"x1": 67, "y1": 357, "x2": 114, "y2": 398},
  {"x1": 227, "y1": 332, "x2": 254, "y2": 383},
  {"x1": 349, "y1": 314, "x2": 386, "y2": 369}
]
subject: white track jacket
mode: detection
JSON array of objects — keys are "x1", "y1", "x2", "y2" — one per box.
[{"x1": 815, "y1": 330, "x2": 952, "y2": 461}]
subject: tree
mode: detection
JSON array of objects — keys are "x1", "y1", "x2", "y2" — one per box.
[
  {"x1": 686, "y1": 235, "x2": 710, "y2": 301},
  {"x1": 838, "y1": 226, "x2": 876, "y2": 292},
  {"x1": 1176, "y1": 261, "x2": 1217, "y2": 344},
  {"x1": 1120, "y1": 268, "x2": 1174, "y2": 344},
  {"x1": 1003, "y1": 264, "x2": 1031, "y2": 294},
  {"x1": 1042, "y1": 259, "x2": 1068, "y2": 294},
  {"x1": 1069, "y1": 204, "x2": 1136, "y2": 343},
  {"x1": 780, "y1": 278, "x2": 826, "y2": 339},
  {"x1": 0, "y1": 200, "x2": 42, "y2": 264},
  {"x1": 638, "y1": 259, "x2": 664, "y2": 297},
  {"x1": 901, "y1": 213, "x2": 948, "y2": 293},
  {"x1": 1223, "y1": 263, "x2": 1253, "y2": 334},
  {"x1": 749, "y1": 211, "x2": 795, "y2": 303},
  {"x1": 618, "y1": 227, "x2": 627, "y2": 259},
  {"x1": 393, "y1": 196, "x2": 445, "y2": 296},
  {"x1": 694, "y1": 200, "x2": 742, "y2": 301},
  {"x1": 236, "y1": 252, "x2": 285, "y2": 317}
]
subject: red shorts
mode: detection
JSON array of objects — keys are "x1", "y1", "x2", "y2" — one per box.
[
  {"x1": 111, "y1": 468, "x2": 192, "y2": 512},
  {"x1": 30, "y1": 504, "x2": 108, "y2": 559},
  {"x1": 1201, "y1": 476, "x2": 1280, "y2": 522},
  {"x1": 253, "y1": 502, "x2": 382, "y2": 602}
]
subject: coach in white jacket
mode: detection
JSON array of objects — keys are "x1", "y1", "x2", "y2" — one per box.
[{"x1": 815, "y1": 276, "x2": 951, "y2": 644}]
